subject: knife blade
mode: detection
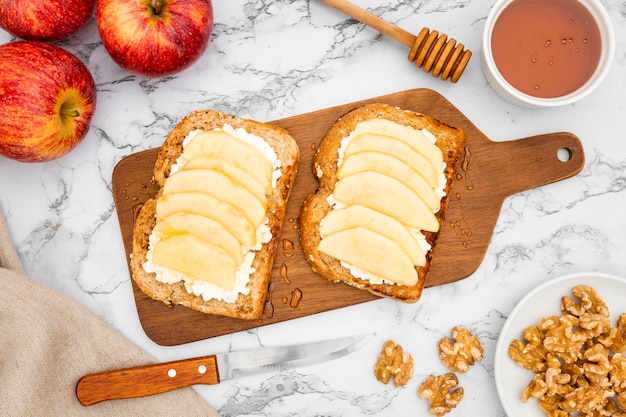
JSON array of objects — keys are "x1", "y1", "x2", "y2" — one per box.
[{"x1": 76, "y1": 333, "x2": 374, "y2": 406}]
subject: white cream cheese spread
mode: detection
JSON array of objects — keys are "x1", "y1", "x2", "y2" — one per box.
[
  {"x1": 319, "y1": 117, "x2": 447, "y2": 286},
  {"x1": 143, "y1": 124, "x2": 280, "y2": 303}
]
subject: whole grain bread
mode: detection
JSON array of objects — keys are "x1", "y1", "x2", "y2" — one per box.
[
  {"x1": 131, "y1": 110, "x2": 299, "y2": 320},
  {"x1": 299, "y1": 103, "x2": 466, "y2": 303}
]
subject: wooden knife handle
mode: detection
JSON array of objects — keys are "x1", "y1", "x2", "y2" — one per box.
[{"x1": 76, "y1": 355, "x2": 220, "y2": 406}]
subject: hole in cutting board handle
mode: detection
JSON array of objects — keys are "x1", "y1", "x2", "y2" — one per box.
[{"x1": 558, "y1": 147, "x2": 573, "y2": 162}]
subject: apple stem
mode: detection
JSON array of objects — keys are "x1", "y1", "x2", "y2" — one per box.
[
  {"x1": 61, "y1": 108, "x2": 80, "y2": 118},
  {"x1": 151, "y1": 0, "x2": 164, "y2": 14}
]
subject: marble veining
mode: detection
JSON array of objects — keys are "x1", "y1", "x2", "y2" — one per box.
[{"x1": 1, "y1": 0, "x2": 625, "y2": 416}]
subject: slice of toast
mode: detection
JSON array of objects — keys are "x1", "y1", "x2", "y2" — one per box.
[
  {"x1": 299, "y1": 103, "x2": 466, "y2": 303},
  {"x1": 131, "y1": 110, "x2": 299, "y2": 320}
]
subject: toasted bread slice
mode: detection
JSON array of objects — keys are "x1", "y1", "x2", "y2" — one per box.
[
  {"x1": 299, "y1": 103, "x2": 466, "y2": 303},
  {"x1": 131, "y1": 110, "x2": 299, "y2": 320}
]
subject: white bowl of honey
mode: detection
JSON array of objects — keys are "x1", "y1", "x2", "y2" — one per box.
[{"x1": 482, "y1": 0, "x2": 615, "y2": 108}]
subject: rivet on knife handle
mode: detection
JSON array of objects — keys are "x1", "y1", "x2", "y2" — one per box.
[{"x1": 75, "y1": 355, "x2": 220, "y2": 406}]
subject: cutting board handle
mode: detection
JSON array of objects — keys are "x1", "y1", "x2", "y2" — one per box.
[{"x1": 489, "y1": 132, "x2": 584, "y2": 196}]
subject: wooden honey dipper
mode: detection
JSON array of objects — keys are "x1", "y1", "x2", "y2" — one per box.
[{"x1": 318, "y1": 0, "x2": 472, "y2": 83}]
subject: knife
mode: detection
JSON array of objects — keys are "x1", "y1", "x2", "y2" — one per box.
[{"x1": 76, "y1": 333, "x2": 374, "y2": 406}]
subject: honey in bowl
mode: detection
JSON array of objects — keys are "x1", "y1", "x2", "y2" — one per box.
[{"x1": 491, "y1": 0, "x2": 602, "y2": 98}]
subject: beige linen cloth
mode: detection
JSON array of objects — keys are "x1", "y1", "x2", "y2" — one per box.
[{"x1": 0, "y1": 208, "x2": 222, "y2": 417}]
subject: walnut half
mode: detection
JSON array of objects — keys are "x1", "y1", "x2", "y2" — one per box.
[
  {"x1": 438, "y1": 326, "x2": 484, "y2": 373},
  {"x1": 373, "y1": 340, "x2": 414, "y2": 387},
  {"x1": 418, "y1": 373, "x2": 464, "y2": 417}
]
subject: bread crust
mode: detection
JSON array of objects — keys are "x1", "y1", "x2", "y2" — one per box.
[
  {"x1": 299, "y1": 103, "x2": 466, "y2": 303},
  {"x1": 131, "y1": 110, "x2": 299, "y2": 320}
]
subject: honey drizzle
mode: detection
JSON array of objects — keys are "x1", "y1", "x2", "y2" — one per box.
[{"x1": 449, "y1": 146, "x2": 474, "y2": 248}]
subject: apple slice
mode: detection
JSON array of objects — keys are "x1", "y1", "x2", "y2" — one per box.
[
  {"x1": 337, "y1": 151, "x2": 440, "y2": 210},
  {"x1": 182, "y1": 130, "x2": 273, "y2": 191},
  {"x1": 156, "y1": 192, "x2": 256, "y2": 247},
  {"x1": 182, "y1": 155, "x2": 267, "y2": 202},
  {"x1": 333, "y1": 171, "x2": 440, "y2": 232},
  {"x1": 343, "y1": 133, "x2": 439, "y2": 188},
  {"x1": 162, "y1": 169, "x2": 266, "y2": 227},
  {"x1": 152, "y1": 234, "x2": 238, "y2": 291},
  {"x1": 352, "y1": 118, "x2": 444, "y2": 169},
  {"x1": 155, "y1": 212, "x2": 242, "y2": 264},
  {"x1": 318, "y1": 227, "x2": 418, "y2": 286},
  {"x1": 320, "y1": 205, "x2": 426, "y2": 266}
]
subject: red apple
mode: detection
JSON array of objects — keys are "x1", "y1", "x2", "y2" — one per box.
[
  {"x1": 96, "y1": 0, "x2": 213, "y2": 77},
  {"x1": 0, "y1": 0, "x2": 95, "y2": 42},
  {"x1": 0, "y1": 41, "x2": 96, "y2": 163}
]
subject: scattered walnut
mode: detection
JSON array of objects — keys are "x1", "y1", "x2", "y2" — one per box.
[
  {"x1": 610, "y1": 353, "x2": 626, "y2": 393},
  {"x1": 438, "y1": 327, "x2": 484, "y2": 373},
  {"x1": 509, "y1": 285, "x2": 626, "y2": 417},
  {"x1": 418, "y1": 373, "x2": 464, "y2": 417},
  {"x1": 373, "y1": 340, "x2": 414, "y2": 387},
  {"x1": 546, "y1": 354, "x2": 572, "y2": 396},
  {"x1": 542, "y1": 315, "x2": 587, "y2": 360},
  {"x1": 509, "y1": 328, "x2": 550, "y2": 373},
  {"x1": 537, "y1": 392, "x2": 561, "y2": 414},
  {"x1": 538, "y1": 315, "x2": 561, "y2": 332},
  {"x1": 545, "y1": 409, "x2": 570, "y2": 417},
  {"x1": 618, "y1": 314, "x2": 626, "y2": 333},
  {"x1": 583, "y1": 344, "x2": 612, "y2": 379},
  {"x1": 523, "y1": 372, "x2": 549, "y2": 402},
  {"x1": 618, "y1": 391, "x2": 626, "y2": 412},
  {"x1": 598, "y1": 326, "x2": 626, "y2": 353},
  {"x1": 604, "y1": 400, "x2": 626, "y2": 417},
  {"x1": 580, "y1": 313, "x2": 612, "y2": 338},
  {"x1": 561, "y1": 295, "x2": 586, "y2": 317},
  {"x1": 572, "y1": 285, "x2": 610, "y2": 317},
  {"x1": 560, "y1": 361, "x2": 584, "y2": 387},
  {"x1": 560, "y1": 384, "x2": 614, "y2": 414},
  {"x1": 606, "y1": 314, "x2": 626, "y2": 354}
]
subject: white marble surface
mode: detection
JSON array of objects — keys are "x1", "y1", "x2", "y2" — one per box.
[{"x1": 1, "y1": 0, "x2": 625, "y2": 416}]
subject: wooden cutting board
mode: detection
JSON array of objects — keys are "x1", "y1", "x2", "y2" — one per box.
[{"x1": 112, "y1": 88, "x2": 584, "y2": 346}]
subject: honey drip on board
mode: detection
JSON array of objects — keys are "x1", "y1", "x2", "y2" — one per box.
[
  {"x1": 290, "y1": 288, "x2": 303, "y2": 308},
  {"x1": 449, "y1": 147, "x2": 474, "y2": 248},
  {"x1": 263, "y1": 299, "x2": 274, "y2": 319},
  {"x1": 280, "y1": 263, "x2": 291, "y2": 285},
  {"x1": 282, "y1": 239, "x2": 295, "y2": 258},
  {"x1": 460, "y1": 146, "x2": 474, "y2": 192},
  {"x1": 263, "y1": 281, "x2": 277, "y2": 319},
  {"x1": 449, "y1": 195, "x2": 472, "y2": 249}
]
